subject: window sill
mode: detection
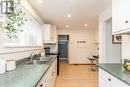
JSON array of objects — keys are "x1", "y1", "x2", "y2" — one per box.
[{"x1": 3, "y1": 44, "x2": 43, "y2": 48}]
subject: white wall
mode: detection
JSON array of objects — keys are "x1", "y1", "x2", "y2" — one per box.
[
  {"x1": 122, "y1": 35, "x2": 130, "y2": 62},
  {"x1": 106, "y1": 19, "x2": 122, "y2": 63},
  {"x1": 0, "y1": 0, "x2": 44, "y2": 61},
  {"x1": 99, "y1": 6, "x2": 122, "y2": 63},
  {"x1": 58, "y1": 28, "x2": 98, "y2": 64}
]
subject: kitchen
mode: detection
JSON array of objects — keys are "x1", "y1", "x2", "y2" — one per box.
[{"x1": 0, "y1": 0, "x2": 129, "y2": 87}]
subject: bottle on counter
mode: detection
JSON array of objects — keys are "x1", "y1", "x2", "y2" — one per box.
[
  {"x1": 6, "y1": 59, "x2": 16, "y2": 71},
  {"x1": 0, "y1": 57, "x2": 6, "y2": 74}
]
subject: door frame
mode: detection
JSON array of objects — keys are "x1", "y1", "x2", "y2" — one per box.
[
  {"x1": 99, "y1": 17, "x2": 112, "y2": 63},
  {"x1": 58, "y1": 34, "x2": 70, "y2": 62}
]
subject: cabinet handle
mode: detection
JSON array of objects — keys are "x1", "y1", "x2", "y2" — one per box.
[
  {"x1": 40, "y1": 84, "x2": 43, "y2": 87},
  {"x1": 108, "y1": 78, "x2": 111, "y2": 81},
  {"x1": 125, "y1": 20, "x2": 129, "y2": 24}
]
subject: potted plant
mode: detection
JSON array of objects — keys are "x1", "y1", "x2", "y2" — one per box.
[{"x1": 4, "y1": 0, "x2": 27, "y2": 39}]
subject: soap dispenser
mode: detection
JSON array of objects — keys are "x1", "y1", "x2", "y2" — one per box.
[{"x1": 0, "y1": 57, "x2": 6, "y2": 74}]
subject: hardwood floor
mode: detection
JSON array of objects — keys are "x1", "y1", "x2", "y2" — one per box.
[{"x1": 55, "y1": 61, "x2": 98, "y2": 87}]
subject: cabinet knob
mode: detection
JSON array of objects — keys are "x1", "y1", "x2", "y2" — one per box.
[
  {"x1": 108, "y1": 78, "x2": 111, "y2": 81},
  {"x1": 40, "y1": 84, "x2": 43, "y2": 87},
  {"x1": 125, "y1": 20, "x2": 129, "y2": 23}
]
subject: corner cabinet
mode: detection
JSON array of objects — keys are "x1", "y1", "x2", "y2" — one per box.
[
  {"x1": 112, "y1": 0, "x2": 130, "y2": 34},
  {"x1": 36, "y1": 59, "x2": 57, "y2": 87},
  {"x1": 43, "y1": 24, "x2": 57, "y2": 43},
  {"x1": 99, "y1": 68, "x2": 129, "y2": 87}
]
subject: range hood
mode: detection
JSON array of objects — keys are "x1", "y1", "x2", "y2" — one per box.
[{"x1": 43, "y1": 41, "x2": 57, "y2": 44}]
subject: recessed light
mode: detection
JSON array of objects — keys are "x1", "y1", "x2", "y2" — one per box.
[
  {"x1": 84, "y1": 24, "x2": 88, "y2": 27},
  {"x1": 65, "y1": 25, "x2": 69, "y2": 28},
  {"x1": 38, "y1": 0, "x2": 43, "y2": 3},
  {"x1": 67, "y1": 14, "x2": 71, "y2": 18}
]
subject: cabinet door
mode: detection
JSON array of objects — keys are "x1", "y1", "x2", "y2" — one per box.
[
  {"x1": 36, "y1": 73, "x2": 48, "y2": 87},
  {"x1": 99, "y1": 69, "x2": 111, "y2": 87},
  {"x1": 112, "y1": 0, "x2": 124, "y2": 33},
  {"x1": 122, "y1": 0, "x2": 130, "y2": 30},
  {"x1": 43, "y1": 24, "x2": 57, "y2": 43},
  {"x1": 48, "y1": 59, "x2": 57, "y2": 87},
  {"x1": 43, "y1": 24, "x2": 51, "y2": 41},
  {"x1": 50, "y1": 59, "x2": 57, "y2": 87},
  {"x1": 110, "y1": 74, "x2": 129, "y2": 87},
  {"x1": 99, "y1": 77, "x2": 111, "y2": 87},
  {"x1": 112, "y1": 0, "x2": 130, "y2": 34},
  {"x1": 50, "y1": 25, "x2": 57, "y2": 43},
  {"x1": 52, "y1": 61, "x2": 57, "y2": 87}
]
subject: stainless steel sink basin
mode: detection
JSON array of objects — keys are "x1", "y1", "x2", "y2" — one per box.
[
  {"x1": 26, "y1": 60, "x2": 49, "y2": 65},
  {"x1": 35, "y1": 57, "x2": 52, "y2": 61}
]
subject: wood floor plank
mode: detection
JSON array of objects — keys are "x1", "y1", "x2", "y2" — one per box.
[{"x1": 55, "y1": 61, "x2": 98, "y2": 87}]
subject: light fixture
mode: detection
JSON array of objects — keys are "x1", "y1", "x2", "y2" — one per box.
[
  {"x1": 65, "y1": 25, "x2": 69, "y2": 28},
  {"x1": 38, "y1": 0, "x2": 43, "y2": 3},
  {"x1": 67, "y1": 14, "x2": 71, "y2": 18},
  {"x1": 84, "y1": 24, "x2": 88, "y2": 27}
]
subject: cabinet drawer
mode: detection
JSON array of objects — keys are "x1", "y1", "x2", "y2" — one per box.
[
  {"x1": 99, "y1": 69, "x2": 112, "y2": 83},
  {"x1": 109, "y1": 73, "x2": 129, "y2": 87},
  {"x1": 36, "y1": 76, "x2": 48, "y2": 87},
  {"x1": 99, "y1": 68, "x2": 129, "y2": 87}
]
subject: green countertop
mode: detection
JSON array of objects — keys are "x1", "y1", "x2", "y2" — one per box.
[
  {"x1": 98, "y1": 63, "x2": 130, "y2": 86},
  {"x1": 0, "y1": 55, "x2": 57, "y2": 87}
]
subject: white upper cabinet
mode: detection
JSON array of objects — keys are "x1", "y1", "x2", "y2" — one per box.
[
  {"x1": 43, "y1": 24, "x2": 57, "y2": 43},
  {"x1": 112, "y1": 0, "x2": 130, "y2": 34}
]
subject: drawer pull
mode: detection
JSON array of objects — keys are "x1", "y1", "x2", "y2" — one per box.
[
  {"x1": 125, "y1": 20, "x2": 129, "y2": 23},
  {"x1": 108, "y1": 78, "x2": 111, "y2": 81},
  {"x1": 40, "y1": 84, "x2": 43, "y2": 87}
]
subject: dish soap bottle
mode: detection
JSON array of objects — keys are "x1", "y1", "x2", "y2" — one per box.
[{"x1": 0, "y1": 57, "x2": 6, "y2": 74}]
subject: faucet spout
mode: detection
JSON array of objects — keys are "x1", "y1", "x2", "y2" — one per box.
[{"x1": 29, "y1": 52, "x2": 35, "y2": 62}]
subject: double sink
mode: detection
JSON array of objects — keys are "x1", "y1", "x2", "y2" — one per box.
[{"x1": 26, "y1": 56, "x2": 52, "y2": 65}]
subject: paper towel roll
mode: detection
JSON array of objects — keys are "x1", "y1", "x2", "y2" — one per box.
[{"x1": 0, "y1": 58, "x2": 6, "y2": 74}]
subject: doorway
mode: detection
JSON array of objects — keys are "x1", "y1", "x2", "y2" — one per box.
[{"x1": 58, "y1": 35, "x2": 69, "y2": 61}]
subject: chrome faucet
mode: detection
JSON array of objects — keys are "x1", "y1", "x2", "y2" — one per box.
[{"x1": 29, "y1": 52, "x2": 35, "y2": 62}]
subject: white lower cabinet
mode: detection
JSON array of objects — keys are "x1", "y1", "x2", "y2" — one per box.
[
  {"x1": 36, "y1": 59, "x2": 57, "y2": 87},
  {"x1": 99, "y1": 77, "x2": 111, "y2": 87},
  {"x1": 99, "y1": 68, "x2": 129, "y2": 87}
]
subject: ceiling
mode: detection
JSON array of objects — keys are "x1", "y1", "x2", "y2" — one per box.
[{"x1": 28, "y1": 0, "x2": 111, "y2": 29}]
